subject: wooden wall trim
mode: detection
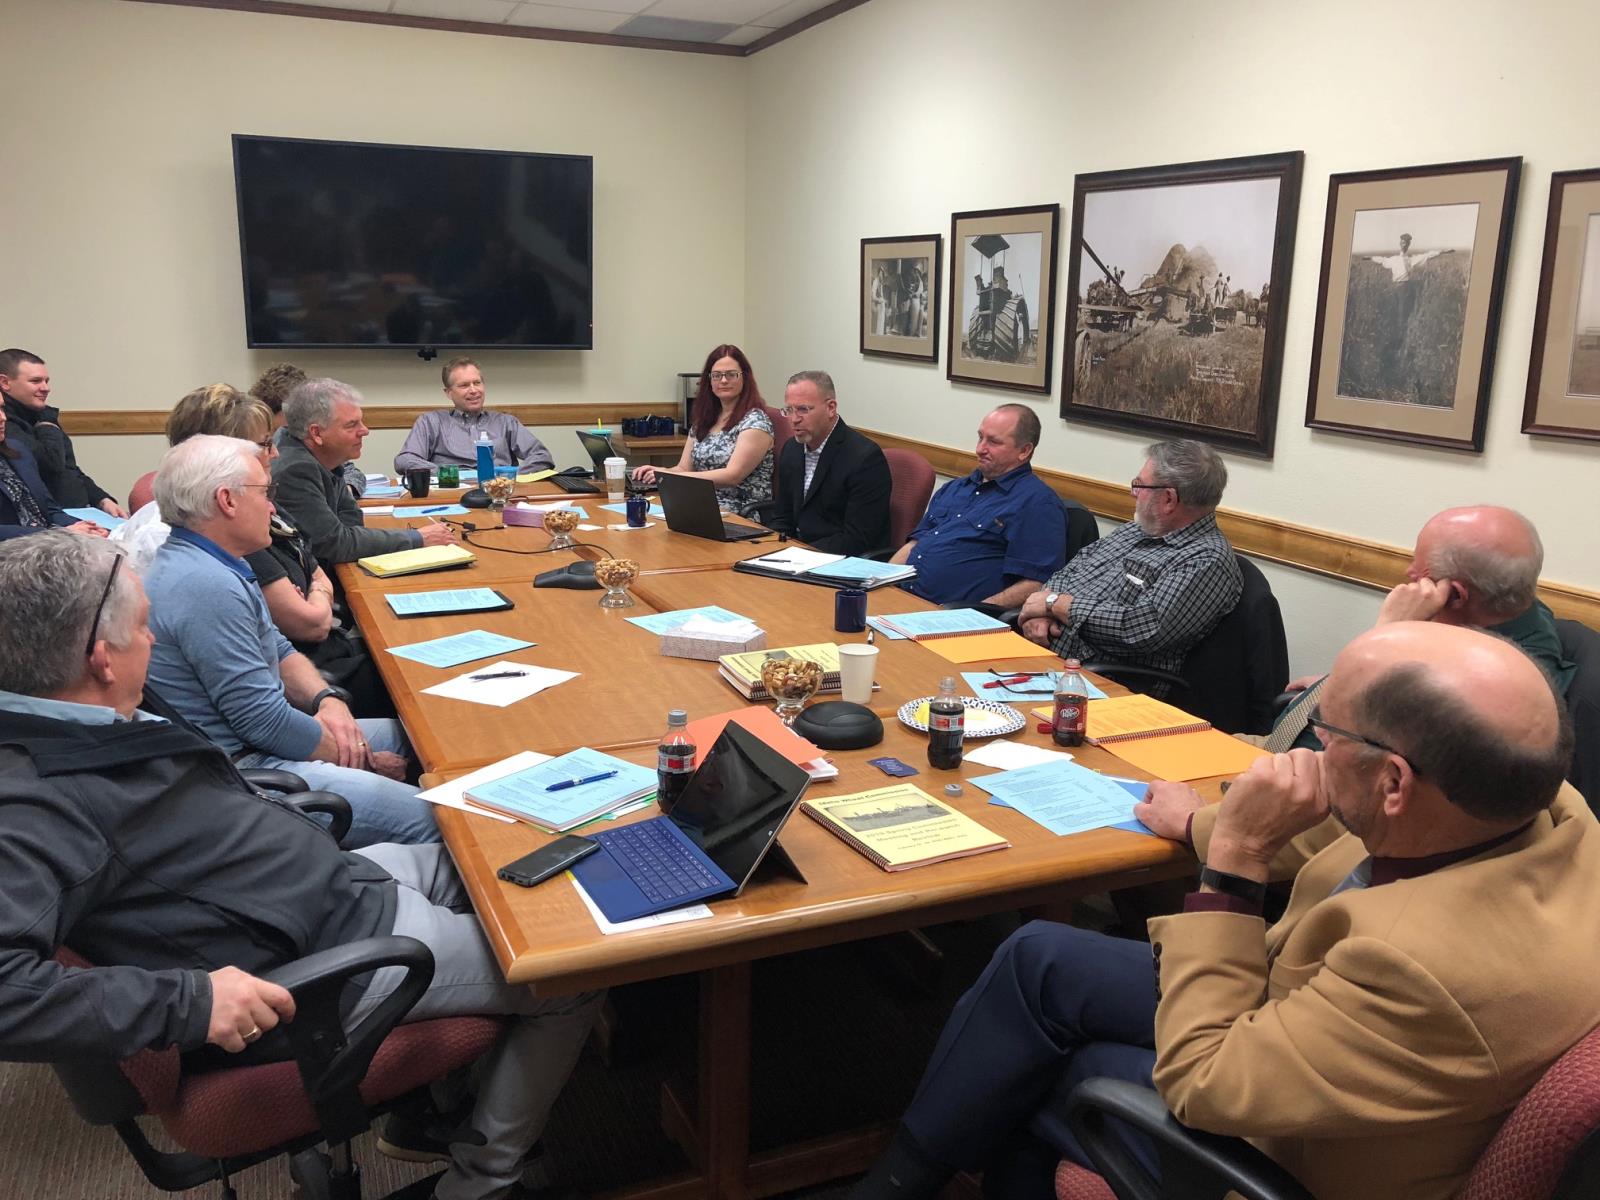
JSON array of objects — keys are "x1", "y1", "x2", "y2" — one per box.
[
  {"x1": 858, "y1": 426, "x2": 1600, "y2": 629},
  {"x1": 59, "y1": 401, "x2": 666, "y2": 437}
]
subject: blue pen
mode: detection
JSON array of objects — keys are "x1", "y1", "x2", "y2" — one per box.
[
  {"x1": 420, "y1": 506, "x2": 448, "y2": 514},
  {"x1": 545, "y1": 769, "x2": 619, "y2": 792}
]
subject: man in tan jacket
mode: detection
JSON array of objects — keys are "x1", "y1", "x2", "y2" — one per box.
[{"x1": 851, "y1": 622, "x2": 1597, "y2": 1200}]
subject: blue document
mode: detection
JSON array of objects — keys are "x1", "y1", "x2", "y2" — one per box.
[
  {"x1": 600, "y1": 502, "x2": 666, "y2": 519},
  {"x1": 387, "y1": 629, "x2": 535, "y2": 668},
  {"x1": 808, "y1": 557, "x2": 915, "y2": 582},
  {"x1": 624, "y1": 605, "x2": 752, "y2": 634},
  {"x1": 877, "y1": 608, "x2": 1008, "y2": 638},
  {"x1": 960, "y1": 670, "x2": 1108, "y2": 703},
  {"x1": 384, "y1": 588, "x2": 510, "y2": 617},
  {"x1": 393, "y1": 503, "x2": 470, "y2": 517},
  {"x1": 365, "y1": 483, "x2": 406, "y2": 498},
  {"x1": 975, "y1": 760, "x2": 1152, "y2": 837},
  {"x1": 865, "y1": 616, "x2": 908, "y2": 640},
  {"x1": 465, "y1": 748, "x2": 656, "y2": 830},
  {"x1": 64, "y1": 507, "x2": 126, "y2": 530}
]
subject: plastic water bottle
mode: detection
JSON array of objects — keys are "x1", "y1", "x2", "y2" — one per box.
[
  {"x1": 657, "y1": 710, "x2": 696, "y2": 814},
  {"x1": 474, "y1": 429, "x2": 494, "y2": 483},
  {"x1": 1052, "y1": 658, "x2": 1088, "y2": 747},
  {"x1": 927, "y1": 676, "x2": 965, "y2": 769}
]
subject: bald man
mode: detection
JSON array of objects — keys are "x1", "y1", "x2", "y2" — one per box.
[{"x1": 853, "y1": 622, "x2": 1599, "y2": 1200}]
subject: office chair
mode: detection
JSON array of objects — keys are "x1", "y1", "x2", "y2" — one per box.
[
  {"x1": 1556, "y1": 618, "x2": 1599, "y2": 814},
  {"x1": 882, "y1": 448, "x2": 936, "y2": 552},
  {"x1": 1062, "y1": 498, "x2": 1100, "y2": 565},
  {"x1": 763, "y1": 406, "x2": 794, "y2": 500}
]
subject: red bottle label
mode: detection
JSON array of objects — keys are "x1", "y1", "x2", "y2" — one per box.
[
  {"x1": 929, "y1": 712, "x2": 964, "y2": 733},
  {"x1": 658, "y1": 751, "x2": 694, "y2": 773}
]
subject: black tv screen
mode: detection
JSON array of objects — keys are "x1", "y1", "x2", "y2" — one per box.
[{"x1": 232, "y1": 134, "x2": 593, "y2": 350}]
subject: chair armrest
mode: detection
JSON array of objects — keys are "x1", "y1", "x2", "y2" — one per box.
[
  {"x1": 1065, "y1": 1077, "x2": 1316, "y2": 1200},
  {"x1": 240, "y1": 768, "x2": 309, "y2": 795},
  {"x1": 997, "y1": 607, "x2": 1023, "y2": 629},
  {"x1": 288, "y1": 790, "x2": 353, "y2": 845},
  {"x1": 737, "y1": 499, "x2": 778, "y2": 524},
  {"x1": 1080, "y1": 662, "x2": 1187, "y2": 694}
]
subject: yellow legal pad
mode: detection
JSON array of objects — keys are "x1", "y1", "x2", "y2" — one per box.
[
  {"x1": 516, "y1": 468, "x2": 558, "y2": 483},
  {"x1": 356, "y1": 544, "x2": 477, "y2": 578}
]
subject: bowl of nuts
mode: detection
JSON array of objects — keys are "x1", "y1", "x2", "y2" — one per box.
[
  {"x1": 760, "y1": 657, "x2": 824, "y2": 726},
  {"x1": 593, "y1": 557, "x2": 640, "y2": 609},
  {"x1": 542, "y1": 507, "x2": 581, "y2": 549}
]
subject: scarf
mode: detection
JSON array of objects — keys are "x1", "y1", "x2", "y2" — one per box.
[{"x1": 0, "y1": 454, "x2": 47, "y2": 527}]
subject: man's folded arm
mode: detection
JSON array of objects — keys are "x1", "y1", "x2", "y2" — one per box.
[{"x1": 1070, "y1": 554, "x2": 1241, "y2": 654}]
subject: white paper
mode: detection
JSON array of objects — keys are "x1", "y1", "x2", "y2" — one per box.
[
  {"x1": 421, "y1": 660, "x2": 578, "y2": 707},
  {"x1": 744, "y1": 547, "x2": 845, "y2": 574},
  {"x1": 416, "y1": 751, "x2": 555, "y2": 822},
  {"x1": 606, "y1": 521, "x2": 656, "y2": 531},
  {"x1": 570, "y1": 876, "x2": 713, "y2": 935},
  {"x1": 677, "y1": 614, "x2": 760, "y2": 639},
  {"x1": 576, "y1": 524, "x2": 602, "y2": 531},
  {"x1": 363, "y1": 504, "x2": 395, "y2": 515},
  {"x1": 964, "y1": 740, "x2": 1075, "y2": 770},
  {"x1": 802, "y1": 756, "x2": 839, "y2": 780}
]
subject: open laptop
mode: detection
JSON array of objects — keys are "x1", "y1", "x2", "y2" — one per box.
[
  {"x1": 570, "y1": 720, "x2": 810, "y2": 922},
  {"x1": 574, "y1": 429, "x2": 623, "y2": 478},
  {"x1": 656, "y1": 471, "x2": 769, "y2": 542}
]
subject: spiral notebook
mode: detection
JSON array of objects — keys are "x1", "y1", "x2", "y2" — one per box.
[{"x1": 1076, "y1": 694, "x2": 1212, "y2": 745}]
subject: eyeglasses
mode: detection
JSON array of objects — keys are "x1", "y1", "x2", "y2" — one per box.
[
  {"x1": 85, "y1": 554, "x2": 123, "y2": 656},
  {"x1": 234, "y1": 481, "x2": 278, "y2": 501},
  {"x1": 1306, "y1": 706, "x2": 1421, "y2": 774},
  {"x1": 708, "y1": 370, "x2": 743, "y2": 383},
  {"x1": 1130, "y1": 479, "x2": 1176, "y2": 496},
  {"x1": 781, "y1": 404, "x2": 819, "y2": 417}
]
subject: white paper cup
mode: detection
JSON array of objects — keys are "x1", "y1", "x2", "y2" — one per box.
[
  {"x1": 604, "y1": 456, "x2": 627, "y2": 500},
  {"x1": 837, "y1": 643, "x2": 879, "y2": 705}
]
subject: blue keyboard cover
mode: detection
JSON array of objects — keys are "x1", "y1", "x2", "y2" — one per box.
[{"x1": 592, "y1": 821, "x2": 721, "y2": 904}]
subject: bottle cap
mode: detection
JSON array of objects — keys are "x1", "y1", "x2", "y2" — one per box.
[
  {"x1": 944, "y1": 783, "x2": 964, "y2": 798},
  {"x1": 667, "y1": 709, "x2": 687, "y2": 726},
  {"x1": 1064, "y1": 658, "x2": 1082, "y2": 670}
]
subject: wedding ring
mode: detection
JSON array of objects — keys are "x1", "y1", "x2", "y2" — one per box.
[{"x1": 244, "y1": 1026, "x2": 261, "y2": 1042}]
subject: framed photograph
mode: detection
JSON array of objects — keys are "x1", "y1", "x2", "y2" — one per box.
[
  {"x1": 1061, "y1": 152, "x2": 1304, "y2": 457},
  {"x1": 1305, "y1": 157, "x2": 1521, "y2": 453},
  {"x1": 860, "y1": 235, "x2": 943, "y2": 362},
  {"x1": 947, "y1": 204, "x2": 1060, "y2": 393},
  {"x1": 1523, "y1": 167, "x2": 1600, "y2": 442}
]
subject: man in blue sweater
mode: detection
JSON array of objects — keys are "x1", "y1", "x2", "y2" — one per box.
[{"x1": 143, "y1": 435, "x2": 436, "y2": 847}]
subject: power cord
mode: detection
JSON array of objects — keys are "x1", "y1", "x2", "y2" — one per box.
[{"x1": 441, "y1": 517, "x2": 614, "y2": 559}]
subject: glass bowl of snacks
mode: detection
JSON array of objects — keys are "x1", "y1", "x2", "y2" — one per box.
[
  {"x1": 542, "y1": 507, "x2": 581, "y2": 550},
  {"x1": 760, "y1": 657, "x2": 824, "y2": 726},
  {"x1": 594, "y1": 556, "x2": 640, "y2": 609}
]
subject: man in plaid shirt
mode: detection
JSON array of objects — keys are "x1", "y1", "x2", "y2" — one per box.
[{"x1": 1017, "y1": 440, "x2": 1240, "y2": 691}]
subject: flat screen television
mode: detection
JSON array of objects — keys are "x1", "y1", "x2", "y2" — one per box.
[{"x1": 232, "y1": 134, "x2": 593, "y2": 350}]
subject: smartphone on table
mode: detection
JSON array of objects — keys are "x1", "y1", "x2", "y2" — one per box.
[{"x1": 497, "y1": 835, "x2": 599, "y2": 888}]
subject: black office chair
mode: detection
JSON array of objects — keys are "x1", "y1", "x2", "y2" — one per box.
[
  {"x1": 1557, "y1": 618, "x2": 1600, "y2": 815},
  {"x1": 1062, "y1": 498, "x2": 1100, "y2": 565}
]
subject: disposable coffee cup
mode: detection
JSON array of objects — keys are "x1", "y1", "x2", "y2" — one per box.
[
  {"x1": 838, "y1": 644, "x2": 879, "y2": 705},
  {"x1": 604, "y1": 456, "x2": 627, "y2": 501},
  {"x1": 404, "y1": 468, "x2": 431, "y2": 498}
]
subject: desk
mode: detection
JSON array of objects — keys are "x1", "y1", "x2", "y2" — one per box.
[{"x1": 614, "y1": 433, "x2": 687, "y2": 465}]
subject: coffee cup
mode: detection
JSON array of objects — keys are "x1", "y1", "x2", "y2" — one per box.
[
  {"x1": 404, "y1": 468, "x2": 431, "y2": 498},
  {"x1": 837, "y1": 644, "x2": 879, "y2": 705}
]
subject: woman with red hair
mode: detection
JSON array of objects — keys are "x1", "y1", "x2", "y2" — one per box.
[{"x1": 632, "y1": 344, "x2": 774, "y2": 510}]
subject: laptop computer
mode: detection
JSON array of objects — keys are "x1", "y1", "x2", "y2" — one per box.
[
  {"x1": 574, "y1": 429, "x2": 622, "y2": 479},
  {"x1": 656, "y1": 471, "x2": 769, "y2": 542},
  {"x1": 570, "y1": 720, "x2": 810, "y2": 922}
]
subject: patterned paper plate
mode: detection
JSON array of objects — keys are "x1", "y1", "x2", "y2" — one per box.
[{"x1": 897, "y1": 696, "x2": 1027, "y2": 740}]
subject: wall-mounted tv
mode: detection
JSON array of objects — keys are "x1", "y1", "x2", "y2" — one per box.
[{"x1": 232, "y1": 134, "x2": 593, "y2": 350}]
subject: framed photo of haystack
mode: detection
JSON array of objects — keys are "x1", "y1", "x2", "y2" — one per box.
[
  {"x1": 1523, "y1": 167, "x2": 1600, "y2": 442},
  {"x1": 947, "y1": 204, "x2": 1060, "y2": 393},
  {"x1": 1060, "y1": 152, "x2": 1304, "y2": 457},
  {"x1": 861, "y1": 234, "x2": 943, "y2": 362},
  {"x1": 1305, "y1": 157, "x2": 1521, "y2": 453}
]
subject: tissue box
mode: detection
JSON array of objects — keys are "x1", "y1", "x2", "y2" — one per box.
[{"x1": 660, "y1": 626, "x2": 766, "y2": 661}]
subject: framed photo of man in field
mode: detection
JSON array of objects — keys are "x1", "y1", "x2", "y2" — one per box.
[
  {"x1": 1522, "y1": 166, "x2": 1600, "y2": 443},
  {"x1": 1060, "y1": 152, "x2": 1303, "y2": 457},
  {"x1": 1306, "y1": 158, "x2": 1521, "y2": 453},
  {"x1": 947, "y1": 204, "x2": 1060, "y2": 394},
  {"x1": 861, "y1": 234, "x2": 942, "y2": 362}
]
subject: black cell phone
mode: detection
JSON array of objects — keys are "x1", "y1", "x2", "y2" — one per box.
[{"x1": 497, "y1": 836, "x2": 599, "y2": 888}]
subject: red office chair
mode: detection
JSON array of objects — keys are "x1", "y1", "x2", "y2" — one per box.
[
  {"x1": 882, "y1": 448, "x2": 935, "y2": 552},
  {"x1": 764, "y1": 405, "x2": 794, "y2": 499},
  {"x1": 128, "y1": 469, "x2": 157, "y2": 514}
]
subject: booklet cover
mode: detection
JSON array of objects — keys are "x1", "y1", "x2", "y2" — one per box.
[{"x1": 802, "y1": 785, "x2": 1009, "y2": 871}]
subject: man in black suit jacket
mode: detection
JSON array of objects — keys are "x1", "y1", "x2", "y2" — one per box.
[{"x1": 767, "y1": 371, "x2": 891, "y2": 556}]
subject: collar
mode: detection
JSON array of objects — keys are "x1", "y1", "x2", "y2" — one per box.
[
  {"x1": 0, "y1": 688, "x2": 162, "y2": 726},
  {"x1": 445, "y1": 407, "x2": 493, "y2": 423},
  {"x1": 168, "y1": 526, "x2": 257, "y2": 582},
  {"x1": 804, "y1": 421, "x2": 837, "y2": 458},
  {"x1": 2, "y1": 396, "x2": 58, "y2": 428},
  {"x1": 1136, "y1": 510, "x2": 1221, "y2": 546},
  {"x1": 1368, "y1": 821, "x2": 1535, "y2": 886},
  {"x1": 964, "y1": 461, "x2": 1034, "y2": 492},
  {"x1": 281, "y1": 431, "x2": 341, "y2": 477}
]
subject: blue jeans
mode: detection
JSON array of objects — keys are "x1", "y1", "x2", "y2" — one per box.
[{"x1": 236, "y1": 718, "x2": 438, "y2": 847}]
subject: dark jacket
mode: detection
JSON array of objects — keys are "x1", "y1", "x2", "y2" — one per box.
[
  {"x1": 1, "y1": 397, "x2": 112, "y2": 508},
  {"x1": 0, "y1": 439, "x2": 76, "y2": 539},
  {"x1": 766, "y1": 418, "x2": 892, "y2": 556},
  {"x1": 271, "y1": 433, "x2": 419, "y2": 565},
  {"x1": 0, "y1": 697, "x2": 396, "y2": 1060}
]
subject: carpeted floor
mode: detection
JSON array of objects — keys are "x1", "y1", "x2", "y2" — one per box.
[{"x1": 0, "y1": 915, "x2": 1032, "y2": 1199}]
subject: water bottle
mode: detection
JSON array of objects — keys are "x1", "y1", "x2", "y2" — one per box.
[
  {"x1": 657, "y1": 709, "x2": 696, "y2": 813},
  {"x1": 927, "y1": 676, "x2": 965, "y2": 770},
  {"x1": 474, "y1": 429, "x2": 494, "y2": 483},
  {"x1": 1052, "y1": 658, "x2": 1089, "y2": 747}
]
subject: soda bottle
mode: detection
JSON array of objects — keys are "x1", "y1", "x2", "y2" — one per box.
[
  {"x1": 657, "y1": 709, "x2": 696, "y2": 813},
  {"x1": 927, "y1": 676, "x2": 965, "y2": 769},
  {"x1": 1052, "y1": 658, "x2": 1088, "y2": 747}
]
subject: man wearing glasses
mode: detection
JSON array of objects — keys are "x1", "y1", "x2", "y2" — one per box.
[
  {"x1": 764, "y1": 371, "x2": 891, "y2": 556},
  {"x1": 1016, "y1": 439, "x2": 1241, "y2": 695},
  {"x1": 854, "y1": 621, "x2": 1598, "y2": 1200}
]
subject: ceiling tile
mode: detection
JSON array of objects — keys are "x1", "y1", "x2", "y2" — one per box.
[
  {"x1": 390, "y1": 0, "x2": 521, "y2": 23},
  {"x1": 749, "y1": 0, "x2": 838, "y2": 29},
  {"x1": 717, "y1": 23, "x2": 768, "y2": 45},
  {"x1": 641, "y1": 0, "x2": 783, "y2": 24},
  {"x1": 613, "y1": 14, "x2": 737, "y2": 41},
  {"x1": 505, "y1": 3, "x2": 638, "y2": 31},
  {"x1": 281, "y1": 0, "x2": 396, "y2": 10}
]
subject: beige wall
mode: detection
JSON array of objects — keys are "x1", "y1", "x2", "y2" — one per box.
[
  {"x1": 0, "y1": 0, "x2": 746, "y2": 497},
  {"x1": 745, "y1": 0, "x2": 1600, "y2": 673}
]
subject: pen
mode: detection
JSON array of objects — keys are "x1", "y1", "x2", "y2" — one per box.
[
  {"x1": 469, "y1": 670, "x2": 529, "y2": 681},
  {"x1": 545, "y1": 769, "x2": 618, "y2": 792},
  {"x1": 421, "y1": 506, "x2": 448, "y2": 514}
]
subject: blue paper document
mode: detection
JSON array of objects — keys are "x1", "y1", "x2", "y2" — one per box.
[
  {"x1": 807, "y1": 557, "x2": 916, "y2": 583},
  {"x1": 393, "y1": 503, "x2": 470, "y2": 517},
  {"x1": 384, "y1": 588, "x2": 509, "y2": 617},
  {"x1": 865, "y1": 617, "x2": 908, "y2": 640},
  {"x1": 365, "y1": 483, "x2": 406, "y2": 498},
  {"x1": 64, "y1": 507, "x2": 126, "y2": 530},
  {"x1": 975, "y1": 760, "x2": 1148, "y2": 837},
  {"x1": 464, "y1": 747, "x2": 657, "y2": 831},
  {"x1": 624, "y1": 605, "x2": 751, "y2": 634},
  {"x1": 876, "y1": 608, "x2": 1008, "y2": 639},
  {"x1": 600, "y1": 502, "x2": 665, "y2": 519},
  {"x1": 387, "y1": 629, "x2": 535, "y2": 668},
  {"x1": 960, "y1": 670, "x2": 1108, "y2": 703}
]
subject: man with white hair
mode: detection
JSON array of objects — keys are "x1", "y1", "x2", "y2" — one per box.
[
  {"x1": 0, "y1": 530, "x2": 600, "y2": 1200},
  {"x1": 142, "y1": 435, "x2": 436, "y2": 847}
]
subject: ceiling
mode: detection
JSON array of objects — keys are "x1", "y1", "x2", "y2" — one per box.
[{"x1": 136, "y1": 0, "x2": 863, "y2": 53}]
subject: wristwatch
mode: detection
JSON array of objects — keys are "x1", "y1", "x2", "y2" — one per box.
[
  {"x1": 1045, "y1": 591, "x2": 1061, "y2": 614},
  {"x1": 1198, "y1": 865, "x2": 1268, "y2": 909},
  {"x1": 308, "y1": 685, "x2": 353, "y2": 713}
]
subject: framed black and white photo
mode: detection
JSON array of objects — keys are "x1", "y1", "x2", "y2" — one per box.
[
  {"x1": 860, "y1": 234, "x2": 942, "y2": 362},
  {"x1": 1523, "y1": 167, "x2": 1600, "y2": 442},
  {"x1": 1306, "y1": 157, "x2": 1521, "y2": 453},
  {"x1": 947, "y1": 204, "x2": 1060, "y2": 393},
  {"x1": 1061, "y1": 152, "x2": 1304, "y2": 457}
]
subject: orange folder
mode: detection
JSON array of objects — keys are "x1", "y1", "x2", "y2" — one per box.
[
  {"x1": 1101, "y1": 729, "x2": 1269, "y2": 783},
  {"x1": 684, "y1": 706, "x2": 822, "y2": 767},
  {"x1": 924, "y1": 631, "x2": 1059, "y2": 664}
]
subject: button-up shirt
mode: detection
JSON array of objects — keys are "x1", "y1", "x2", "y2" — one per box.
[
  {"x1": 1046, "y1": 512, "x2": 1241, "y2": 684},
  {"x1": 802, "y1": 423, "x2": 834, "y2": 496},
  {"x1": 901, "y1": 464, "x2": 1066, "y2": 605},
  {"x1": 393, "y1": 408, "x2": 555, "y2": 474}
]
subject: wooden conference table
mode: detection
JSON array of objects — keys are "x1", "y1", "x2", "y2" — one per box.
[{"x1": 337, "y1": 486, "x2": 1208, "y2": 1200}]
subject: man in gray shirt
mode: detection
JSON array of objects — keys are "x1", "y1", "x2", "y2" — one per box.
[{"x1": 394, "y1": 358, "x2": 555, "y2": 476}]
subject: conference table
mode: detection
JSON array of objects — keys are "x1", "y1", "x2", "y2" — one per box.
[{"x1": 337, "y1": 486, "x2": 1211, "y2": 1200}]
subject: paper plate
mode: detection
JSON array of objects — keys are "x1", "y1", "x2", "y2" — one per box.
[{"x1": 897, "y1": 696, "x2": 1026, "y2": 739}]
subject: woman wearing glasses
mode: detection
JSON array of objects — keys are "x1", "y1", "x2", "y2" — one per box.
[
  {"x1": 0, "y1": 405, "x2": 106, "y2": 540},
  {"x1": 631, "y1": 343, "x2": 774, "y2": 510}
]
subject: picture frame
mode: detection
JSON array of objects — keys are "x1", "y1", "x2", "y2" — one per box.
[
  {"x1": 1522, "y1": 167, "x2": 1600, "y2": 442},
  {"x1": 1305, "y1": 157, "x2": 1521, "y2": 453},
  {"x1": 947, "y1": 204, "x2": 1060, "y2": 393},
  {"x1": 860, "y1": 234, "x2": 943, "y2": 362},
  {"x1": 1060, "y1": 152, "x2": 1304, "y2": 457}
]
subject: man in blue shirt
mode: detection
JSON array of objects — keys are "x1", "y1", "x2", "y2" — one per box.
[{"x1": 892, "y1": 404, "x2": 1066, "y2": 607}]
